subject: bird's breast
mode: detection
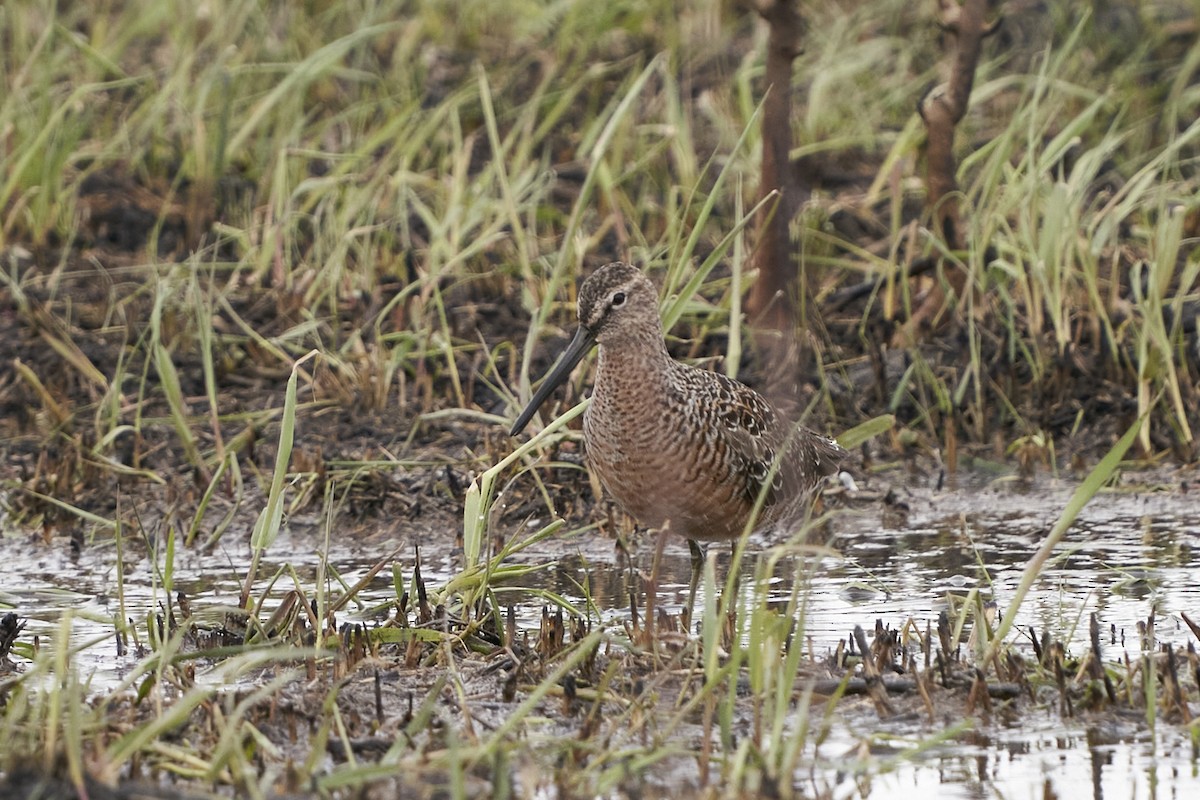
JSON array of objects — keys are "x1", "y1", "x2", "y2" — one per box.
[{"x1": 582, "y1": 370, "x2": 760, "y2": 541}]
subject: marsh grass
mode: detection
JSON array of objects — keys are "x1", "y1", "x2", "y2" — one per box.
[{"x1": 1, "y1": 0, "x2": 1199, "y2": 797}]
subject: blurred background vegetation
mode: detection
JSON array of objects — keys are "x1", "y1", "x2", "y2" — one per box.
[
  {"x1": 1, "y1": 3, "x2": 1198, "y2": 797},
  {"x1": 0, "y1": 0, "x2": 1197, "y2": 523}
]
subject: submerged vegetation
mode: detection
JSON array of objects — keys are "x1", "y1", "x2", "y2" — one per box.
[{"x1": 1, "y1": 0, "x2": 1198, "y2": 797}]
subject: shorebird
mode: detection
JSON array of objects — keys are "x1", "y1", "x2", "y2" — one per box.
[{"x1": 510, "y1": 262, "x2": 846, "y2": 600}]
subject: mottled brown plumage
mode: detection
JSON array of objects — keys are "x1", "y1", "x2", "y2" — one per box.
[{"x1": 511, "y1": 262, "x2": 844, "y2": 542}]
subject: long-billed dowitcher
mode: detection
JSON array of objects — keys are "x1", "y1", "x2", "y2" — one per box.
[{"x1": 510, "y1": 263, "x2": 846, "y2": 564}]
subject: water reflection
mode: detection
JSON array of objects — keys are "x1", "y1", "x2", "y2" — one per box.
[
  {"x1": 535, "y1": 497, "x2": 1200, "y2": 660},
  {"x1": 523, "y1": 479, "x2": 1200, "y2": 799},
  {"x1": 4, "y1": 476, "x2": 1199, "y2": 798},
  {"x1": 837, "y1": 719, "x2": 1199, "y2": 800}
]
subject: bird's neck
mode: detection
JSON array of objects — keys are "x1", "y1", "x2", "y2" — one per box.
[{"x1": 594, "y1": 331, "x2": 673, "y2": 393}]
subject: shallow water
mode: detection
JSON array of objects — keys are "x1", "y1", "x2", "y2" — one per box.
[
  {"x1": 3, "y1": 471, "x2": 1199, "y2": 798},
  {"x1": 822, "y1": 715, "x2": 1200, "y2": 800},
  {"x1": 523, "y1": 475, "x2": 1200, "y2": 799},
  {"x1": 533, "y1": 475, "x2": 1199, "y2": 656}
]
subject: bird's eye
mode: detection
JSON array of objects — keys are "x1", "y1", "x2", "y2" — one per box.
[{"x1": 611, "y1": 291, "x2": 627, "y2": 308}]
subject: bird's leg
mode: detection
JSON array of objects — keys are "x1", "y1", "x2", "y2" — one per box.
[
  {"x1": 613, "y1": 526, "x2": 634, "y2": 587},
  {"x1": 686, "y1": 538, "x2": 706, "y2": 630},
  {"x1": 643, "y1": 523, "x2": 671, "y2": 653},
  {"x1": 728, "y1": 540, "x2": 741, "y2": 598}
]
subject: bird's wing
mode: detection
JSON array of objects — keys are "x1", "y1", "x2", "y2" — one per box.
[
  {"x1": 678, "y1": 366, "x2": 848, "y2": 505},
  {"x1": 680, "y1": 368, "x2": 787, "y2": 508}
]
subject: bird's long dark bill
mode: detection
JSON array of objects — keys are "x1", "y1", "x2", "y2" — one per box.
[{"x1": 509, "y1": 325, "x2": 596, "y2": 436}]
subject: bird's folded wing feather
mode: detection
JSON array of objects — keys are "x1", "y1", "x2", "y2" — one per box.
[{"x1": 680, "y1": 368, "x2": 786, "y2": 508}]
